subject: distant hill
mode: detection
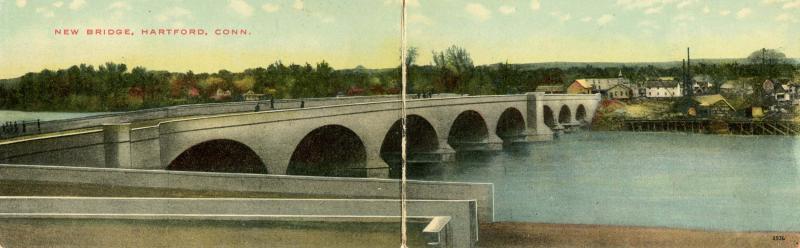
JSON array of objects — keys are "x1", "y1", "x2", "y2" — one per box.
[
  {"x1": 483, "y1": 58, "x2": 762, "y2": 70},
  {"x1": 353, "y1": 57, "x2": 800, "y2": 72},
  {"x1": 2, "y1": 57, "x2": 796, "y2": 84}
]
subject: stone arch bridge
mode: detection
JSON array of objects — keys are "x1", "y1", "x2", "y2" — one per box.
[{"x1": 0, "y1": 93, "x2": 600, "y2": 178}]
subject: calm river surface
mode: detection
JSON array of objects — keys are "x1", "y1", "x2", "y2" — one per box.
[
  {"x1": 4, "y1": 110, "x2": 799, "y2": 232},
  {"x1": 418, "y1": 131, "x2": 800, "y2": 232}
]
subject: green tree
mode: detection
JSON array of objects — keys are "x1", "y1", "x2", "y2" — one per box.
[{"x1": 432, "y1": 45, "x2": 474, "y2": 93}]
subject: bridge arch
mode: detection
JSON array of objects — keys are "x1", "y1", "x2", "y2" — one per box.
[
  {"x1": 380, "y1": 115, "x2": 440, "y2": 162},
  {"x1": 287, "y1": 125, "x2": 367, "y2": 177},
  {"x1": 543, "y1": 105, "x2": 556, "y2": 128},
  {"x1": 167, "y1": 139, "x2": 268, "y2": 174},
  {"x1": 558, "y1": 105, "x2": 572, "y2": 124},
  {"x1": 448, "y1": 110, "x2": 489, "y2": 150},
  {"x1": 576, "y1": 104, "x2": 587, "y2": 122},
  {"x1": 496, "y1": 107, "x2": 526, "y2": 143}
]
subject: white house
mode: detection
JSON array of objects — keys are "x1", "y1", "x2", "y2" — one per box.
[{"x1": 645, "y1": 80, "x2": 683, "y2": 98}]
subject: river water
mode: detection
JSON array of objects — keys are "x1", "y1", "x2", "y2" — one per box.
[
  {"x1": 418, "y1": 131, "x2": 800, "y2": 232},
  {"x1": 4, "y1": 110, "x2": 799, "y2": 232}
]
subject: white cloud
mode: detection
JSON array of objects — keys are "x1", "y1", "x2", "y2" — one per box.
[
  {"x1": 672, "y1": 13, "x2": 695, "y2": 22},
  {"x1": 293, "y1": 0, "x2": 304, "y2": 10},
  {"x1": 638, "y1": 20, "x2": 661, "y2": 35},
  {"x1": 638, "y1": 20, "x2": 660, "y2": 29},
  {"x1": 617, "y1": 0, "x2": 700, "y2": 14},
  {"x1": 644, "y1": 7, "x2": 661, "y2": 14},
  {"x1": 409, "y1": 14, "x2": 432, "y2": 25},
  {"x1": 550, "y1": 11, "x2": 571, "y2": 22},
  {"x1": 597, "y1": 14, "x2": 614, "y2": 26},
  {"x1": 35, "y1": 7, "x2": 54, "y2": 17},
  {"x1": 229, "y1": 0, "x2": 254, "y2": 17},
  {"x1": 616, "y1": 0, "x2": 661, "y2": 10},
  {"x1": 676, "y1": 0, "x2": 694, "y2": 9},
  {"x1": 156, "y1": 6, "x2": 191, "y2": 23},
  {"x1": 784, "y1": 0, "x2": 800, "y2": 9},
  {"x1": 106, "y1": 1, "x2": 131, "y2": 18},
  {"x1": 465, "y1": 3, "x2": 491, "y2": 21},
  {"x1": 736, "y1": 8, "x2": 752, "y2": 19},
  {"x1": 719, "y1": 9, "x2": 731, "y2": 16},
  {"x1": 262, "y1": 3, "x2": 279, "y2": 13},
  {"x1": 16, "y1": 0, "x2": 26, "y2": 8},
  {"x1": 498, "y1": 5, "x2": 515, "y2": 15},
  {"x1": 776, "y1": 13, "x2": 798, "y2": 22},
  {"x1": 762, "y1": 0, "x2": 800, "y2": 8},
  {"x1": 702, "y1": 5, "x2": 710, "y2": 14},
  {"x1": 580, "y1": 16, "x2": 593, "y2": 22},
  {"x1": 530, "y1": 0, "x2": 540, "y2": 10},
  {"x1": 320, "y1": 16, "x2": 334, "y2": 23},
  {"x1": 52, "y1": 1, "x2": 64, "y2": 8},
  {"x1": 69, "y1": 0, "x2": 86, "y2": 10},
  {"x1": 108, "y1": 1, "x2": 131, "y2": 10}
]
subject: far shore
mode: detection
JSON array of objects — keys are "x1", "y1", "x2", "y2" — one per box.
[{"x1": 479, "y1": 222, "x2": 800, "y2": 248}]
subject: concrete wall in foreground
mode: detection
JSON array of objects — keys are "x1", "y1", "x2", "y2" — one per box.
[
  {"x1": 0, "y1": 197, "x2": 478, "y2": 247},
  {"x1": 0, "y1": 164, "x2": 494, "y2": 224}
]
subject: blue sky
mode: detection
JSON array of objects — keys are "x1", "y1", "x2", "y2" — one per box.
[{"x1": 0, "y1": 0, "x2": 797, "y2": 78}]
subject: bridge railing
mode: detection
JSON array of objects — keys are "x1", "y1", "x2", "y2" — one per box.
[{"x1": 0, "y1": 94, "x2": 474, "y2": 140}]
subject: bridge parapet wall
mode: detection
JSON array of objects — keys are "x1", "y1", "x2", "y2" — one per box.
[
  {"x1": 0, "y1": 130, "x2": 106, "y2": 167},
  {"x1": 0, "y1": 93, "x2": 599, "y2": 178}
]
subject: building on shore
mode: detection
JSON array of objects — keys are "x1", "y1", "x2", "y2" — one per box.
[
  {"x1": 211, "y1": 88, "x2": 232, "y2": 101},
  {"x1": 535, "y1": 85, "x2": 566, "y2": 94},
  {"x1": 719, "y1": 80, "x2": 754, "y2": 98},
  {"x1": 762, "y1": 79, "x2": 799, "y2": 105},
  {"x1": 606, "y1": 84, "x2": 633, "y2": 100},
  {"x1": 674, "y1": 94, "x2": 736, "y2": 118},
  {"x1": 644, "y1": 79, "x2": 683, "y2": 98},
  {"x1": 242, "y1": 90, "x2": 265, "y2": 101},
  {"x1": 567, "y1": 80, "x2": 592, "y2": 94},
  {"x1": 569, "y1": 72, "x2": 631, "y2": 96},
  {"x1": 692, "y1": 94, "x2": 736, "y2": 117},
  {"x1": 692, "y1": 75, "x2": 716, "y2": 95}
]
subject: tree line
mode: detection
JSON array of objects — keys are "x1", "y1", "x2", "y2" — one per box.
[{"x1": 0, "y1": 46, "x2": 796, "y2": 112}]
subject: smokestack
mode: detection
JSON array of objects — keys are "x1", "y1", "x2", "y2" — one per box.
[
  {"x1": 682, "y1": 59, "x2": 686, "y2": 82},
  {"x1": 687, "y1": 47, "x2": 691, "y2": 79},
  {"x1": 686, "y1": 47, "x2": 692, "y2": 97}
]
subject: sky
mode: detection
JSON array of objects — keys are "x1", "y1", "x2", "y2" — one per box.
[{"x1": 0, "y1": 0, "x2": 798, "y2": 78}]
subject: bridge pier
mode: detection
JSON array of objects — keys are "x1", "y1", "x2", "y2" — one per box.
[
  {"x1": 525, "y1": 92, "x2": 555, "y2": 142},
  {"x1": 103, "y1": 123, "x2": 131, "y2": 168},
  {"x1": 364, "y1": 150, "x2": 391, "y2": 178},
  {"x1": 486, "y1": 134, "x2": 504, "y2": 151},
  {"x1": 561, "y1": 121, "x2": 583, "y2": 133}
]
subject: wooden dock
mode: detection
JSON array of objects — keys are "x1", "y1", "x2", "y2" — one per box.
[{"x1": 623, "y1": 119, "x2": 800, "y2": 135}]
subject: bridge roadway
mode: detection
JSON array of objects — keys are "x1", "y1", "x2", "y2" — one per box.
[{"x1": 0, "y1": 92, "x2": 600, "y2": 178}]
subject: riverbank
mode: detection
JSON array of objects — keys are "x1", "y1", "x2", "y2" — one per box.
[{"x1": 479, "y1": 222, "x2": 800, "y2": 248}]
